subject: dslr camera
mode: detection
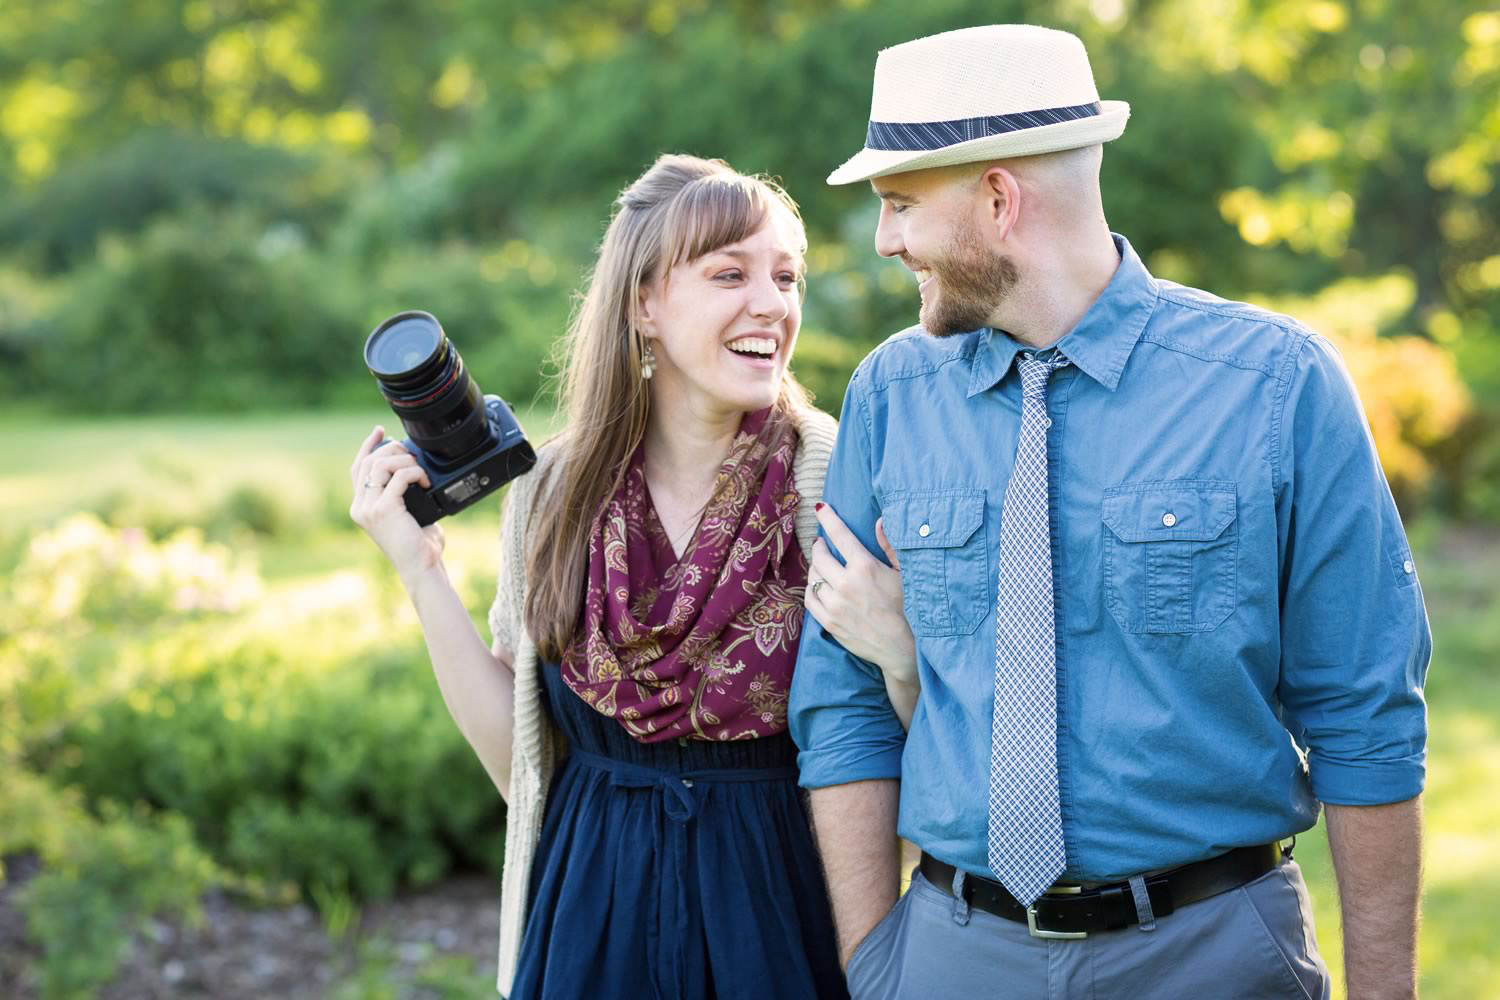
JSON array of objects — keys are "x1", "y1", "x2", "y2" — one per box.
[{"x1": 364, "y1": 310, "x2": 536, "y2": 526}]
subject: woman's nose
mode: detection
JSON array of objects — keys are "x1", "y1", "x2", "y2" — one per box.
[{"x1": 748, "y1": 273, "x2": 790, "y2": 321}]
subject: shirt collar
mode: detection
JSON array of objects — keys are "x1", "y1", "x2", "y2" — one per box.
[{"x1": 967, "y1": 234, "x2": 1158, "y2": 398}]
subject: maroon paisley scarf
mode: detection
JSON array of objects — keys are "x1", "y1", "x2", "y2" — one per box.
[{"x1": 560, "y1": 409, "x2": 808, "y2": 742}]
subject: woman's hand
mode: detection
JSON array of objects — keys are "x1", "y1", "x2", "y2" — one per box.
[
  {"x1": 349, "y1": 426, "x2": 445, "y2": 582},
  {"x1": 804, "y1": 503, "x2": 919, "y2": 727}
]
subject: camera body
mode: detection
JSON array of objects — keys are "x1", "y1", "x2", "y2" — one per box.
[{"x1": 399, "y1": 395, "x2": 536, "y2": 526}]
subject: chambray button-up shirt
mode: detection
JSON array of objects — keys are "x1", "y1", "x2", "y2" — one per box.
[{"x1": 789, "y1": 235, "x2": 1431, "y2": 882}]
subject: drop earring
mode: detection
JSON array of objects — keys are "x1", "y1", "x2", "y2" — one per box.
[{"x1": 641, "y1": 339, "x2": 657, "y2": 380}]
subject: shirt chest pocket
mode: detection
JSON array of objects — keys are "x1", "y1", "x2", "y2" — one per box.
[
  {"x1": 1101, "y1": 480, "x2": 1239, "y2": 634},
  {"x1": 881, "y1": 488, "x2": 989, "y2": 637}
]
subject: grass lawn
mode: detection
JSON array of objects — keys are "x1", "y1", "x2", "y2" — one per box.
[
  {"x1": 3, "y1": 406, "x2": 563, "y2": 583},
  {"x1": 4, "y1": 411, "x2": 1496, "y2": 998},
  {"x1": 4, "y1": 407, "x2": 560, "y2": 540}
]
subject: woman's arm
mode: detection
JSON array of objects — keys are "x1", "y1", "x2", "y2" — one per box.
[
  {"x1": 401, "y1": 560, "x2": 517, "y2": 800},
  {"x1": 350, "y1": 426, "x2": 518, "y2": 800},
  {"x1": 803, "y1": 504, "x2": 920, "y2": 728}
]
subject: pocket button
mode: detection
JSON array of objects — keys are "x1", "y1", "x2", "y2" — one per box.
[
  {"x1": 918, "y1": 523, "x2": 931, "y2": 537},
  {"x1": 1403, "y1": 560, "x2": 1414, "y2": 574},
  {"x1": 1161, "y1": 512, "x2": 1177, "y2": 527}
]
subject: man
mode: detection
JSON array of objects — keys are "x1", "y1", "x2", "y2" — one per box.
[{"x1": 789, "y1": 24, "x2": 1429, "y2": 1000}]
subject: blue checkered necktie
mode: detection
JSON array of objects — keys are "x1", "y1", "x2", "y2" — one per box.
[{"x1": 987, "y1": 350, "x2": 1070, "y2": 907}]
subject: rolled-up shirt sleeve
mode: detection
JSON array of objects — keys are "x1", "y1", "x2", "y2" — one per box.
[
  {"x1": 789, "y1": 370, "x2": 907, "y2": 789},
  {"x1": 1275, "y1": 333, "x2": 1432, "y2": 806}
]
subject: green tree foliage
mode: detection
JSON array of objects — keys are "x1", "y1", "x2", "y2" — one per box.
[
  {"x1": 33, "y1": 212, "x2": 358, "y2": 412},
  {"x1": 0, "y1": 0, "x2": 1495, "y2": 503},
  {"x1": 0, "y1": 130, "x2": 344, "y2": 273}
]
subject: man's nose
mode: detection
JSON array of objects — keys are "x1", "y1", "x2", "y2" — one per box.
[{"x1": 874, "y1": 204, "x2": 903, "y2": 259}]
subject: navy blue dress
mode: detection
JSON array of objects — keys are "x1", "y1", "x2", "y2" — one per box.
[{"x1": 507, "y1": 662, "x2": 848, "y2": 1000}]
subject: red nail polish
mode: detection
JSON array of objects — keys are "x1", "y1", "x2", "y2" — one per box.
[{"x1": 815, "y1": 502, "x2": 824, "y2": 511}]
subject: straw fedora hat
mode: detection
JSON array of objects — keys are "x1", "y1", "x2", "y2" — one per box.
[{"x1": 827, "y1": 24, "x2": 1130, "y2": 186}]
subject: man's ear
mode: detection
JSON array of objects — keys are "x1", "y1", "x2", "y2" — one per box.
[{"x1": 978, "y1": 166, "x2": 1021, "y2": 242}]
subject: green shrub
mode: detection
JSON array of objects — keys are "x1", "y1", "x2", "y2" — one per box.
[
  {"x1": 1458, "y1": 415, "x2": 1500, "y2": 521},
  {"x1": 43, "y1": 638, "x2": 506, "y2": 903},
  {"x1": 225, "y1": 798, "x2": 395, "y2": 901},
  {"x1": 214, "y1": 483, "x2": 294, "y2": 538},
  {"x1": 6, "y1": 513, "x2": 261, "y2": 631},
  {"x1": 1450, "y1": 323, "x2": 1500, "y2": 520},
  {"x1": 0, "y1": 266, "x2": 57, "y2": 400},
  {"x1": 31, "y1": 213, "x2": 363, "y2": 413},
  {"x1": 78, "y1": 449, "x2": 338, "y2": 544},
  {"x1": 84, "y1": 488, "x2": 232, "y2": 543},
  {"x1": 1, "y1": 772, "x2": 225, "y2": 1000}
]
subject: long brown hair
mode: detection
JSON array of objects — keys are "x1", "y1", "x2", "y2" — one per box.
[{"x1": 524, "y1": 153, "x2": 811, "y2": 660}]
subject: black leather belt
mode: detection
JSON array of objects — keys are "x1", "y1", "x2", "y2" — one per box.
[{"x1": 918, "y1": 843, "x2": 1284, "y2": 938}]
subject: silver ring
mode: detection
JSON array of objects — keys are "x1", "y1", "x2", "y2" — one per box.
[
  {"x1": 809, "y1": 579, "x2": 824, "y2": 597},
  {"x1": 363, "y1": 481, "x2": 375, "y2": 489}
]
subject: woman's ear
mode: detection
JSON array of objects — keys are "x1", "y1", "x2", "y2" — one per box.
[{"x1": 636, "y1": 280, "x2": 658, "y2": 337}]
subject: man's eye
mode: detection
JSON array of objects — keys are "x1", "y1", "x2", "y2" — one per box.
[{"x1": 891, "y1": 203, "x2": 910, "y2": 215}]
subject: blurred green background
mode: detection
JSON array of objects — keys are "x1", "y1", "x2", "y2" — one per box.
[{"x1": 1, "y1": 0, "x2": 1497, "y2": 997}]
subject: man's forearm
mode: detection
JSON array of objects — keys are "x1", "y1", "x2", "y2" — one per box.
[
  {"x1": 808, "y1": 779, "x2": 901, "y2": 969},
  {"x1": 1325, "y1": 796, "x2": 1423, "y2": 999}
]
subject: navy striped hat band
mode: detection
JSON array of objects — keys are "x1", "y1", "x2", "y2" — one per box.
[{"x1": 865, "y1": 101, "x2": 1101, "y2": 152}]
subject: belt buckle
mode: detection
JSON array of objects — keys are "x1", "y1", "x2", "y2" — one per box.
[{"x1": 1026, "y1": 884, "x2": 1088, "y2": 940}]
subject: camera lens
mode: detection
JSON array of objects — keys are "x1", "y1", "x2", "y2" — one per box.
[
  {"x1": 364, "y1": 311, "x2": 490, "y2": 467},
  {"x1": 367, "y1": 314, "x2": 442, "y2": 377}
]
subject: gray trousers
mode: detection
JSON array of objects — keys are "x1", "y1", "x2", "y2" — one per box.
[{"x1": 845, "y1": 861, "x2": 1330, "y2": 1000}]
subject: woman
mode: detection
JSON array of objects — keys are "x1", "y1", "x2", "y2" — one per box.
[{"x1": 350, "y1": 153, "x2": 916, "y2": 999}]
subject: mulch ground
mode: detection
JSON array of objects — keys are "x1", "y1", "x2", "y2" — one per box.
[{"x1": 0, "y1": 854, "x2": 500, "y2": 999}]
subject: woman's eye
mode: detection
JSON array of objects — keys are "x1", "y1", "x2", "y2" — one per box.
[
  {"x1": 715, "y1": 270, "x2": 744, "y2": 282},
  {"x1": 777, "y1": 273, "x2": 799, "y2": 286}
]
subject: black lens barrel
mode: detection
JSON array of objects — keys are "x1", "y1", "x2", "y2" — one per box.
[{"x1": 364, "y1": 311, "x2": 489, "y2": 467}]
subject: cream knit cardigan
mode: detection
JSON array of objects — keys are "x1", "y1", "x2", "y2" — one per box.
[{"x1": 485, "y1": 406, "x2": 838, "y2": 996}]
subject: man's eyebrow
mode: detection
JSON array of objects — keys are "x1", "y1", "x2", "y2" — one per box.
[{"x1": 872, "y1": 186, "x2": 918, "y2": 203}]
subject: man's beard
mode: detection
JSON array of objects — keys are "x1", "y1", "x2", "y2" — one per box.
[{"x1": 914, "y1": 217, "x2": 1020, "y2": 337}]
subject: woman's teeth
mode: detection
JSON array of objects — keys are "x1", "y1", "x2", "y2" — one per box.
[{"x1": 728, "y1": 337, "x2": 777, "y2": 357}]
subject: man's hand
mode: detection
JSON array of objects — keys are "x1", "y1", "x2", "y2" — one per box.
[
  {"x1": 1325, "y1": 796, "x2": 1422, "y2": 999},
  {"x1": 808, "y1": 779, "x2": 902, "y2": 969}
]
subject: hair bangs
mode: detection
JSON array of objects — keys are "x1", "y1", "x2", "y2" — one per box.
[{"x1": 659, "y1": 174, "x2": 798, "y2": 274}]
